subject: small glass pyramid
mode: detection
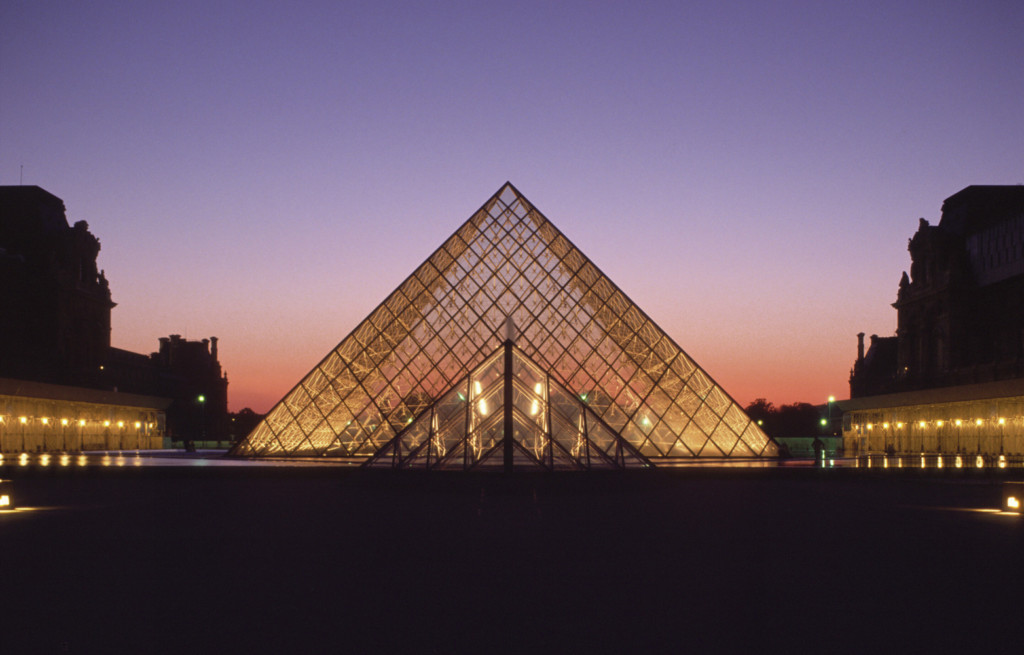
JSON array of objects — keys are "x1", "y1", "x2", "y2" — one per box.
[{"x1": 231, "y1": 183, "x2": 777, "y2": 466}]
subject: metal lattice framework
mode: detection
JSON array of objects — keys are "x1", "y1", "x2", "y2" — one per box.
[
  {"x1": 366, "y1": 340, "x2": 650, "y2": 470},
  {"x1": 231, "y1": 182, "x2": 776, "y2": 464}
]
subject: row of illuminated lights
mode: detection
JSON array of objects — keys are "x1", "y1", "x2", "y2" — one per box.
[
  {"x1": 0, "y1": 416, "x2": 153, "y2": 429},
  {"x1": 854, "y1": 417, "x2": 1010, "y2": 431},
  {"x1": 857, "y1": 453, "x2": 1010, "y2": 469},
  {"x1": 0, "y1": 452, "x2": 139, "y2": 468}
]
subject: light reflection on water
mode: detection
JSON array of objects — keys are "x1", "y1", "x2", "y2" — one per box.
[
  {"x1": 1, "y1": 450, "x2": 1023, "y2": 471},
  {"x1": 0, "y1": 451, "x2": 361, "y2": 469}
]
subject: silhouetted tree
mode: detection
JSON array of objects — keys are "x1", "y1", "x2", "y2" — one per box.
[
  {"x1": 744, "y1": 398, "x2": 776, "y2": 424},
  {"x1": 229, "y1": 408, "x2": 264, "y2": 443},
  {"x1": 744, "y1": 400, "x2": 823, "y2": 439}
]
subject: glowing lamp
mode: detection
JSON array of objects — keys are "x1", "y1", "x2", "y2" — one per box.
[
  {"x1": 976, "y1": 419, "x2": 983, "y2": 426},
  {"x1": 61, "y1": 418, "x2": 69, "y2": 426},
  {"x1": 19, "y1": 417, "x2": 27, "y2": 424},
  {"x1": 976, "y1": 455, "x2": 985, "y2": 469},
  {"x1": 0, "y1": 479, "x2": 15, "y2": 510},
  {"x1": 918, "y1": 421, "x2": 926, "y2": 428},
  {"x1": 41, "y1": 417, "x2": 48, "y2": 425},
  {"x1": 999, "y1": 418, "x2": 1006, "y2": 426},
  {"x1": 1003, "y1": 482, "x2": 1024, "y2": 513}
]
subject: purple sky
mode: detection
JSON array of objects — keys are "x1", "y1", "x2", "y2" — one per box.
[{"x1": 2, "y1": 1, "x2": 1022, "y2": 412}]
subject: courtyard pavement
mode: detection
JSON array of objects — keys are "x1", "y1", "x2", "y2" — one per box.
[{"x1": 1, "y1": 461, "x2": 1021, "y2": 653}]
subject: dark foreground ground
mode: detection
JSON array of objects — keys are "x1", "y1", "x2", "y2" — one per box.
[{"x1": 1, "y1": 463, "x2": 1022, "y2": 654}]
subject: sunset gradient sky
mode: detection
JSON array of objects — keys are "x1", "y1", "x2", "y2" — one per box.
[{"x1": 2, "y1": 1, "x2": 1022, "y2": 412}]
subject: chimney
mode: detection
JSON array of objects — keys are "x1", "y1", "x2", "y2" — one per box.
[
  {"x1": 210, "y1": 336, "x2": 218, "y2": 361},
  {"x1": 857, "y1": 333, "x2": 865, "y2": 362}
]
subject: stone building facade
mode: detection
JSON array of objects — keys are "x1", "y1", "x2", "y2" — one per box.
[
  {"x1": 0, "y1": 185, "x2": 228, "y2": 446},
  {"x1": 845, "y1": 186, "x2": 1024, "y2": 460}
]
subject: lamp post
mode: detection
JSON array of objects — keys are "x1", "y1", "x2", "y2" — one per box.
[
  {"x1": 198, "y1": 395, "x2": 206, "y2": 449},
  {"x1": 827, "y1": 396, "x2": 835, "y2": 436}
]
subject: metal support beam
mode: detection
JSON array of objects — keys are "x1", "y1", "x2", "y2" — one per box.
[{"x1": 503, "y1": 339, "x2": 514, "y2": 473}]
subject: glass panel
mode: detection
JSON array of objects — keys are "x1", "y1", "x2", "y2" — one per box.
[
  {"x1": 512, "y1": 413, "x2": 547, "y2": 462},
  {"x1": 710, "y1": 423, "x2": 739, "y2": 455},
  {"x1": 693, "y1": 403, "x2": 721, "y2": 435},
  {"x1": 587, "y1": 420, "x2": 618, "y2": 455},
  {"x1": 471, "y1": 381, "x2": 503, "y2": 426},
  {"x1": 740, "y1": 423, "x2": 772, "y2": 454},
  {"x1": 473, "y1": 349, "x2": 505, "y2": 396},
  {"x1": 400, "y1": 419, "x2": 430, "y2": 456},
  {"x1": 680, "y1": 421, "x2": 708, "y2": 454},
  {"x1": 648, "y1": 421, "x2": 676, "y2": 455},
  {"x1": 512, "y1": 350, "x2": 545, "y2": 395},
  {"x1": 705, "y1": 386, "x2": 730, "y2": 417},
  {"x1": 550, "y1": 412, "x2": 586, "y2": 459},
  {"x1": 434, "y1": 412, "x2": 466, "y2": 460},
  {"x1": 549, "y1": 384, "x2": 582, "y2": 426},
  {"x1": 699, "y1": 439, "x2": 723, "y2": 457},
  {"x1": 434, "y1": 381, "x2": 468, "y2": 430}
]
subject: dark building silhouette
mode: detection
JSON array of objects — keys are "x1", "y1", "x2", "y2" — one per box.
[
  {"x1": 105, "y1": 336, "x2": 229, "y2": 443},
  {"x1": 0, "y1": 186, "x2": 114, "y2": 387},
  {"x1": 851, "y1": 185, "x2": 1024, "y2": 397},
  {"x1": 0, "y1": 185, "x2": 229, "y2": 445}
]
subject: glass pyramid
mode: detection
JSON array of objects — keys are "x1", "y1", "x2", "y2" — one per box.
[
  {"x1": 231, "y1": 183, "x2": 777, "y2": 465},
  {"x1": 365, "y1": 339, "x2": 650, "y2": 470}
]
